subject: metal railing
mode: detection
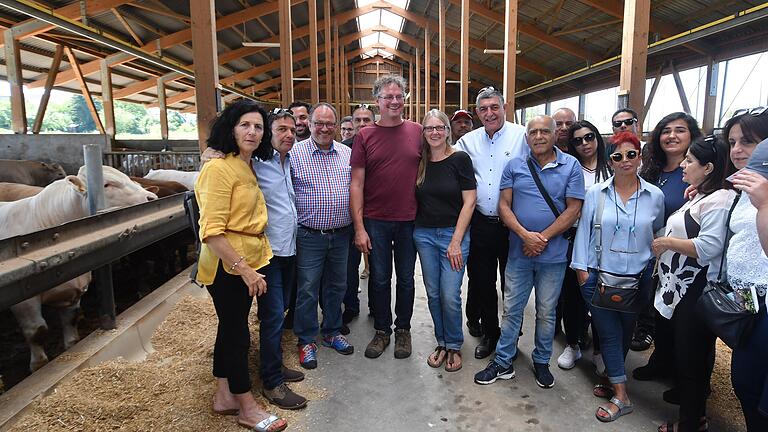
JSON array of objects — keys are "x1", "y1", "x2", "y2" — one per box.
[{"x1": 103, "y1": 151, "x2": 200, "y2": 177}]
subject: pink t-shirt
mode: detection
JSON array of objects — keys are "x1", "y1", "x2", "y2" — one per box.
[{"x1": 350, "y1": 120, "x2": 422, "y2": 221}]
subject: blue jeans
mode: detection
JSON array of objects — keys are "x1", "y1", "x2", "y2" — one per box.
[
  {"x1": 413, "y1": 226, "x2": 470, "y2": 350},
  {"x1": 258, "y1": 259, "x2": 287, "y2": 390},
  {"x1": 294, "y1": 226, "x2": 351, "y2": 345},
  {"x1": 580, "y1": 270, "x2": 638, "y2": 384},
  {"x1": 364, "y1": 218, "x2": 416, "y2": 334},
  {"x1": 344, "y1": 235, "x2": 361, "y2": 318},
  {"x1": 495, "y1": 259, "x2": 566, "y2": 367}
]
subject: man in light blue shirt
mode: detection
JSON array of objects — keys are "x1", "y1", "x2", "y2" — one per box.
[
  {"x1": 454, "y1": 87, "x2": 527, "y2": 359},
  {"x1": 474, "y1": 115, "x2": 584, "y2": 390}
]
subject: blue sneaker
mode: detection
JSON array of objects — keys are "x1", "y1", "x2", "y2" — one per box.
[
  {"x1": 322, "y1": 334, "x2": 354, "y2": 355},
  {"x1": 474, "y1": 360, "x2": 515, "y2": 385},
  {"x1": 533, "y1": 362, "x2": 555, "y2": 388},
  {"x1": 298, "y1": 343, "x2": 317, "y2": 369}
]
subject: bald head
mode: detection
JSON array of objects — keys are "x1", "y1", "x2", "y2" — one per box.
[{"x1": 552, "y1": 107, "x2": 576, "y2": 151}]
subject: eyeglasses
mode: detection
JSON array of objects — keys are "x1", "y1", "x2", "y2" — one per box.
[
  {"x1": 354, "y1": 104, "x2": 372, "y2": 110},
  {"x1": 423, "y1": 125, "x2": 447, "y2": 133},
  {"x1": 732, "y1": 106, "x2": 768, "y2": 118},
  {"x1": 612, "y1": 118, "x2": 638, "y2": 128},
  {"x1": 312, "y1": 121, "x2": 336, "y2": 129},
  {"x1": 609, "y1": 150, "x2": 639, "y2": 162},
  {"x1": 570, "y1": 132, "x2": 596, "y2": 146},
  {"x1": 378, "y1": 95, "x2": 404, "y2": 101},
  {"x1": 341, "y1": 127, "x2": 354, "y2": 132}
]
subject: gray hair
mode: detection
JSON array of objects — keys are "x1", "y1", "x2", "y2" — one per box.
[
  {"x1": 526, "y1": 115, "x2": 556, "y2": 133},
  {"x1": 309, "y1": 102, "x2": 338, "y2": 122},
  {"x1": 340, "y1": 116, "x2": 353, "y2": 124},
  {"x1": 373, "y1": 74, "x2": 408, "y2": 98},
  {"x1": 475, "y1": 86, "x2": 505, "y2": 106},
  {"x1": 553, "y1": 107, "x2": 576, "y2": 121}
]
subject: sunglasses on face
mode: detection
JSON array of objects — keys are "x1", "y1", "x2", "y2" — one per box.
[
  {"x1": 570, "y1": 132, "x2": 596, "y2": 146},
  {"x1": 732, "y1": 106, "x2": 767, "y2": 118},
  {"x1": 612, "y1": 118, "x2": 638, "y2": 128},
  {"x1": 609, "y1": 150, "x2": 639, "y2": 162}
]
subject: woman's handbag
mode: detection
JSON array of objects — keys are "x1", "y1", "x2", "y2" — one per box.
[
  {"x1": 695, "y1": 193, "x2": 757, "y2": 349},
  {"x1": 589, "y1": 189, "x2": 643, "y2": 313}
]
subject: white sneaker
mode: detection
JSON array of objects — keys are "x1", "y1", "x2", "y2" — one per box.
[
  {"x1": 557, "y1": 345, "x2": 582, "y2": 370},
  {"x1": 592, "y1": 352, "x2": 607, "y2": 377}
]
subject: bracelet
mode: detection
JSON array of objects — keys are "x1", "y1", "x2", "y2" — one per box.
[{"x1": 229, "y1": 256, "x2": 245, "y2": 271}]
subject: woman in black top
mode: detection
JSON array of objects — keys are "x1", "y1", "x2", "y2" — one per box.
[{"x1": 413, "y1": 109, "x2": 477, "y2": 372}]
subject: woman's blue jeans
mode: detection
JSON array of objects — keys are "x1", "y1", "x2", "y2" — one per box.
[
  {"x1": 580, "y1": 270, "x2": 638, "y2": 384},
  {"x1": 413, "y1": 226, "x2": 470, "y2": 350}
]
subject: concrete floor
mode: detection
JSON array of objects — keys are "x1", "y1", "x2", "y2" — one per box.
[{"x1": 290, "y1": 262, "x2": 730, "y2": 432}]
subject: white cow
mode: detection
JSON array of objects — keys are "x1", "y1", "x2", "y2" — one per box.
[
  {"x1": 144, "y1": 169, "x2": 199, "y2": 191},
  {"x1": 0, "y1": 167, "x2": 157, "y2": 371}
]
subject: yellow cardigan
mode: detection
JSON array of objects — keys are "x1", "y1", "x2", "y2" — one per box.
[{"x1": 194, "y1": 153, "x2": 273, "y2": 285}]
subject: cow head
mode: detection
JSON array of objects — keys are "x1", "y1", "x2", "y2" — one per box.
[
  {"x1": 77, "y1": 166, "x2": 158, "y2": 209},
  {"x1": 41, "y1": 162, "x2": 67, "y2": 183}
]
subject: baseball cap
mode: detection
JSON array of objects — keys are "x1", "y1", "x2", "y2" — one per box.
[
  {"x1": 746, "y1": 137, "x2": 768, "y2": 180},
  {"x1": 450, "y1": 109, "x2": 472, "y2": 122}
]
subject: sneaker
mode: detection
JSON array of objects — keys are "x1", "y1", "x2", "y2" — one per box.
[
  {"x1": 364, "y1": 330, "x2": 390, "y2": 358},
  {"x1": 262, "y1": 383, "x2": 307, "y2": 410},
  {"x1": 322, "y1": 334, "x2": 354, "y2": 355},
  {"x1": 533, "y1": 363, "x2": 555, "y2": 388},
  {"x1": 593, "y1": 352, "x2": 607, "y2": 378},
  {"x1": 630, "y1": 329, "x2": 653, "y2": 351},
  {"x1": 474, "y1": 360, "x2": 515, "y2": 385},
  {"x1": 557, "y1": 345, "x2": 582, "y2": 370},
  {"x1": 281, "y1": 365, "x2": 305, "y2": 382},
  {"x1": 393, "y1": 329, "x2": 412, "y2": 359},
  {"x1": 298, "y1": 343, "x2": 317, "y2": 369}
]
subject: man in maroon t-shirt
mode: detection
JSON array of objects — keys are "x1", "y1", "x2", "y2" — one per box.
[{"x1": 350, "y1": 75, "x2": 422, "y2": 360}]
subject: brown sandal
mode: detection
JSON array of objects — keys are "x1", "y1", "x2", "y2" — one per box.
[
  {"x1": 427, "y1": 346, "x2": 447, "y2": 368},
  {"x1": 445, "y1": 349, "x2": 462, "y2": 372}
]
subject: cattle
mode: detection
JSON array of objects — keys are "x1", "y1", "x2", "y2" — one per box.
[
  {"x1": 144, "y1": 169, "x2": 199, "y2": 191},
  {"x1": 0, "y1": 182, "x2": 43, "y2": 201},
  {"x1": 0, "y1": 159, "x2": 66, "y2": 186},
  {"x1": 0, "y1": 167, "x2": 157, "y2": 372},
  {"x1": 130, "y1": 176, "x2": 188, "y2": 198}
]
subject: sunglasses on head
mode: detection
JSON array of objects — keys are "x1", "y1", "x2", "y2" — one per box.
[
  {"x1": 612, "y1": 118, "x2": 638, "y2": 128},
  {"x1": 355, "y1": 104, "x2": 372, "y2": 111},
  {"x1": 479, "y1": 86, "x2": 497, "y2": 93},
  {"x1": 570, "y1": 132, "x2": 596, "y2": 146},
  {"x1": 609, "y1": 150, "x2": 639, "y2": 162},
  {"x1": 732, "y1": 106, "x2": 767, "y2": 118},
  {"x1": 271, "y1": 107, "x2": 289, "y2": 115}
]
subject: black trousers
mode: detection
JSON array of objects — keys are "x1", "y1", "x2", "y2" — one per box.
[
  {"x1": 673, "y1": 279, "x2": 715, "y2": 432},
  {"x1": 559, "y1": 266, "x2": 589, "y2": 346},
  {"x1": 634, "y1": 259, "x2": 658, "y2": 336},
  {"x1": 208, "y1": 261, "x2": 254, "y2": 395},
  {"x1": 466, "y1": 211, "x2": 509, "y2": 340}
]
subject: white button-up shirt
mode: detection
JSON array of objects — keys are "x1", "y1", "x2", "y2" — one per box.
[{"x1": 454, "y1": 121, "x2": 527, "y2": 216}]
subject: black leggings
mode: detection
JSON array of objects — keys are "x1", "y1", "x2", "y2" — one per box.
[{"x1": 208, "y1": 261, "x2": 254, "y2": 395}]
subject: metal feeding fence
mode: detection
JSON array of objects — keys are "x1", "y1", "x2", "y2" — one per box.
[{"x1": 103, "y1": 151, "x2": 200, "y2": 177}]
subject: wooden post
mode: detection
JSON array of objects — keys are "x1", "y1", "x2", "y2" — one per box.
[
  {"x1": 503, "y1": 0, "x2": 518, "y2": 119},
  {"x1": 408, "y1": 62, "x2": 414, "y2": 120},
  {"x1": 190, "y1": 0, "x2": 220, "y2": 151},
  {"x1": 309, "y1": 0, "x2": 320, "y2": 104},
  {"x1": 65, "y1": 47, "x2": 104, "y2": 134},
  {"x1": 158, "y1": 77, "x2": 169, "y2": 140},
  {"x1": 642, "y1": 63, "x2": 665, "y2": 126},
  {"x1": 424, "y1": 26, "x2": 431, "y2": 112},
  {"x1": 671, "y1": 62, "x2": 692, "y2": 115},
  {"x1": 4, "y1": 29, "x2": 27, "y2": 134},
  {"x1": 324, "y1": 0, "x2": 332, "y2": 102},
  {"x1": 32, "y1": 45, "x2": 63, "y2": 134},
  {"x1": 438, "y1": 0, "x2": 446, "y2": 112},
  {"x1": 618, "y1": 0, "x2": 650, "y2": 126},
  {"x1": 578, "y1": 91, "x2": 586, "y2": 121},
  {"x1": 460, "y1": 0, "x2": 470, "y2": 109},
  {"x1": 415, "y1": 48, "x2": 421, "y2": 121},
  {"x1": 279, "y1": 0, "x2": 294, "y2": 105},
  {"x1": 334, "y1": 23, "x2": 341, "y2": 114},
  {"x1": 702, "y1": 59, "x2": 719, "y2": 134},
  {"x1": 100, "y1": 59, "x2": 116, "y2": 141},
  {"x1": 341, "y1": 45, "x2": 347, "y2": 116}
]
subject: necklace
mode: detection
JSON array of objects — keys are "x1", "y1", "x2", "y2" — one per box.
[{"x1": 613, "y1": 177, "x2": 640, "y2": 233}]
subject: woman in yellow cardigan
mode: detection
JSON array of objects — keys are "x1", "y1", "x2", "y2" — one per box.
[{"x1": 195, "y1": 100, "x2": 286, "y2": 432}]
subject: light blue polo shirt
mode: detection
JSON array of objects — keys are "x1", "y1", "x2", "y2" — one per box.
[{"x1": 499, "y1": 147, "x2": 585, "y2": 263}]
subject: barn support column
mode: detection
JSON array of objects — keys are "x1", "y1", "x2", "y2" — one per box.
[
  {"x1": 702, "y1": 59, "x2": 719, "y2": 134},
  {"x1": 324, "y1": 0, "x2": 333, "y2": 102},
  {"x1": 279, "y1": 0, "x2": 294, "y2": 105},
  {"x1": 460, "y1": 0, "x2": 470, "y2": 110},
  {"x1": 503, "y1": 0, "x2": 518, "y2": 118},
  {"x1": 190, "y1": 0, "x2": 220, "y2": 151},
  {"x1": 671, "y1": 62, "x2": 692, "y2": 115},
  {"x1": 65, "y1": 47, "x2": 105, "y2": 134},
  {"x1": 438, "y1": 0, "x2": 446, "y2": 112},
  {"x1": 642, "y1": 63, "x2": 665, "y2": 130},
  {"x1": 334, "y1": 23, "x2": 341, "y2": 114},
  {"x1": 408, "y1": 62, "x2": 414, "y2": 120},
  {"x1": 618, "y1": 0, "x2": 650, "y2": 127},
  {"x1": 158, "y1": 76, "x2": 169, "y2": 141},
  {"x1": 309, "y1": 0, "x2": 320, "y2": 104},
  {"x1": 100, "y1": 59, "x2": 116, "y2": 148},
  {"x1": 577, "y1": 91, "x2": 586, "y2": 120},
  {"x1": 33, "y1": 45, "x2": 64, "y2": 134},
  {"x1": 4, "y1": 28, "x2": 27, "y2": 134},
  {"x1": 415, "y1": 48, "x2": 421, "y2": 121},
  {"x1": 424, "y1": 26, "x2": 431, "y2": 112}
]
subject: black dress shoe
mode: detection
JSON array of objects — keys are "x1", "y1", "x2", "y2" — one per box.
[
  {"x1": 467, "y1": 321, "x2": 483, "y2": 337},
  {"x1": 632, "y1": 363, "x2": 658, "y2": 381},
  {"x1": 474, "y1": 336, "x2": 498, "y2": 359},
  {"x1": 663, "y1": 387, "x2": 680, "y2": 405}
]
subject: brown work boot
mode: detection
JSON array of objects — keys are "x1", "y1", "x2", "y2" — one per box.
[
  {"x1": 394, "y1": 329, "x2": 412, "y2": 359},
  {"x1": 262, "y1": 383, "x2": 307, "y2": 410},
  {"x1": 281, "y1": 365, "x2": 305, "y2": 383},
  {"x1": 364, "y1": 330, "x2": 390, "y2": 358}
]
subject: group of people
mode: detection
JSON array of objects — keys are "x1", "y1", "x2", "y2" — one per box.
[{"x1": 192, "y1": 72, "x2": 768, "y2": 432}]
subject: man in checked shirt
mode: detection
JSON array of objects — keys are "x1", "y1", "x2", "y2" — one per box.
[{"x1": 291, "y1": 102, "x2": 355, "y2": 370}]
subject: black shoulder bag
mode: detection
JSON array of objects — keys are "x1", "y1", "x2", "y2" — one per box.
[
  {"x1": 695, "y1": 192, "x2": 757, "y2": 349},
  {"x1": 183, "y1": 190, "x2": 203, "y2": 286},
  {"x1": 526, "y1": 158, "x2": 577, "y2": 259}
]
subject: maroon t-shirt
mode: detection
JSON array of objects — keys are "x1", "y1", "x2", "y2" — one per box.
[{"x1": 350, "y1": 120, "x2": 422, "y2": 221}]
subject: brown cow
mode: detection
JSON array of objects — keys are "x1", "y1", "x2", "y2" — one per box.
[
  {"x1": 0, "y1": 182, "x2": 43, "y2": 201},
  {"x1": 0, "y1": 159, "x2": 67, "y2": 186},
  {"x1": 130, "y1": 176, "x2": 188, "y2": 198}
]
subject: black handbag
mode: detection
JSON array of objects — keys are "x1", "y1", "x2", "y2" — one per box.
[
  {"x1": 526, "y1": 158, "x2": 577, "y2": 259},
  {"x1": 589, "y1": 189, "x2": 643, "y2": 313},
  {"x1": 695, "y1": 193, "x2": 757, "y2": 349}
]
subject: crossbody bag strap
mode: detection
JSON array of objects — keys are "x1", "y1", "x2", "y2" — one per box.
[
  {"x1": 527, "y1": 157, "x2": 560, "y2": 218},
  {"x1": 593, "y1": 188, "x2": 606, "y2": 270},
  {"x1": 716, "y1": 191, "x2": 741, "y2": 281}
]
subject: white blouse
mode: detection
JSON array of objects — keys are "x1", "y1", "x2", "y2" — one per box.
[{"x1": 727, "y1": 192, "x2": 768, "y2": 310}]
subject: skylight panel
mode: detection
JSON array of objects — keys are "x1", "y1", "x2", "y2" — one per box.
[{"x1": 355, "y1": 0, "x2": 409, "y2": 59}]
